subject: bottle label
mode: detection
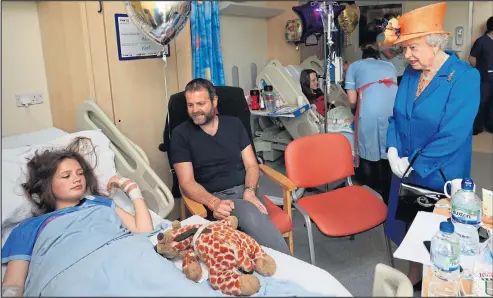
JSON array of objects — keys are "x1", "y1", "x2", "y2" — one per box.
[
  {"x1": 451, "y1": 204, "x2": 481, "y2": 225},
  {"x1": 433, "y1": 254, "x2": 460, "y2": 272}
]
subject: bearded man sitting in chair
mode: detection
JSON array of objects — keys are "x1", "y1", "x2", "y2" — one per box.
[{"x1": 170, "y1": 78, "x2": 291, "y2": 255}]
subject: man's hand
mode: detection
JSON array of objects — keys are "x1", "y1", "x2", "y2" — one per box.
[
  {"x1": 243, "y1": 191, "x2": 268, "y2": 215},
  {"x1": 212, "y1": 200, "x2": 235, "y2": 219}
]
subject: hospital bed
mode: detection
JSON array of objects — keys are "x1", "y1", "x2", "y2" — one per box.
[
  {"x1": 254, "y1": 57, "x2": 353, "y2": 162},
  {"x1": 1, "y1": 99, "x2": 352, "y2": 296},
  {"x1": 300, "y1": 55, "x2": 325, "y2": 75}
]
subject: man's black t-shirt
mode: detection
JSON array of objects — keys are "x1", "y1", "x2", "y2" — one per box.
[
  {"x1": 470, "y1": 34, "x2": 493, "y2": 82},
  {"x1": 170, "y1": 115, "x2": 251, "y2": 193}
]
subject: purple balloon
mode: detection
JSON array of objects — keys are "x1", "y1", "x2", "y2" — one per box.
[{"x1": 292, "y1": 1, "x2": 346, "y2": 43}]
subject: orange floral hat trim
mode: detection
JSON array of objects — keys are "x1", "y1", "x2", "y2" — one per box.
[{"x1": 379, "y1": 2, "x2": 450, "y2": 46}]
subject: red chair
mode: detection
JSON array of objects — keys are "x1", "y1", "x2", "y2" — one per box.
[{"x1": 284, "y1": 133, "x2": 388, "y2": 265}]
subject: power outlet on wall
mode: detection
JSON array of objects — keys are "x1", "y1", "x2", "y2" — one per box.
[{"x1": 15, "y1": 92, "x2": 44, "y2": 107}]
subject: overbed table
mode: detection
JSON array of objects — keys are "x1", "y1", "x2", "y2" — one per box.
[{"x1": 421, "y1": 199, "x2": 492, "y2": 296}]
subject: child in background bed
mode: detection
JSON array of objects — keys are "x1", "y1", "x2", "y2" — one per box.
[{"x1": 300, "y1": 69, "x2": 331, "y2": 116}]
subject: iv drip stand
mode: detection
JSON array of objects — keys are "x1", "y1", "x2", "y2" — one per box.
[{"x1": 322, "y1": 1, "x2": 335, "y2": 134}]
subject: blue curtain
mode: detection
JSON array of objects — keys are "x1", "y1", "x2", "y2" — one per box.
[{"x1": 191, "y1": 1, "x2": 225, "y2": 86}]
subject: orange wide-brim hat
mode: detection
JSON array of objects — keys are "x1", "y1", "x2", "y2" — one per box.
[{"x1": 379, "y1": 2, "x2": 450, "y2": 46}]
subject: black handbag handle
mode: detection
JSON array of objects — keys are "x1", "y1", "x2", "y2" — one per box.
[{"x1": 402, "y1": 150, "x2": 447, "y2": 183}]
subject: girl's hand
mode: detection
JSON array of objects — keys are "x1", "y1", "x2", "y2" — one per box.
[
  {"x1": 107, "y1": 176, "x2": 143, "y2": 202},
  {"x1": 106, "y1": 175, "x2": 123, "y2": 193}
]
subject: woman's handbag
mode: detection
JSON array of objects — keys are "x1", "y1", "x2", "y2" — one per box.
[{"x1": 395, "y1": 150, "x2": 449, "y2": 224}]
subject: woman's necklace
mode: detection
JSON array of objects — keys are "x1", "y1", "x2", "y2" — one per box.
[
  {"x1": 415, "y1": 73, "x2": 433, "y2": 99},
  {"x1": 415, "y1": 54, "x2": 448, "y2": 100}
]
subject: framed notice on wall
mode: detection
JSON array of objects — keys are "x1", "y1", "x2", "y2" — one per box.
[{"x1": 114, "y1": 13, "x2": 170, "y2": 61}]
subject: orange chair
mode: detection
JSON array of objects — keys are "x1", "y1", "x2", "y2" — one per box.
[{"x1": 284, "y1": 133, "x2": 388, "y2": 265}]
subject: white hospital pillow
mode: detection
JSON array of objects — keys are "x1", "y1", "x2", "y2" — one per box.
[
  {"x1": 19, "y1": 130, "x2": 118, "y2": 193},
  {"x1": 1, "y1": 127, "x2": 68, "y2": 149},
  {"x1": 1, "y1": 159, "x2": 36, "y2": 228},
  {"x1": 1, "y1": 130, "x2": 117, "y2": 228}
]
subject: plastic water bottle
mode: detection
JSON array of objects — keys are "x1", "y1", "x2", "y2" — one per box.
[
  {"x1": 450, "y1": 178, "x2": 482, "y2": 256},
  {"x1": 429, "y1": 221, "x2": 461, "y2": 297},
  {"x1": 471, "y1": 236, "x2": 493, "y2": 296}
]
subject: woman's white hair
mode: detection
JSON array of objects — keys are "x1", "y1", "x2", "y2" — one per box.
[{"x1": 425, "y1": 33, "x2": 449, "y2": 50}]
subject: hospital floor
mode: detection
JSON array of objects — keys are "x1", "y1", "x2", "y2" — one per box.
[{"x1": 257, "y1": 132, "x2": 493, "y2": 297}]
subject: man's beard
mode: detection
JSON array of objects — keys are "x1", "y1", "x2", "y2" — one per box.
[{"x1": 190, "y1": 108, "x2": 215, "y2": 126}]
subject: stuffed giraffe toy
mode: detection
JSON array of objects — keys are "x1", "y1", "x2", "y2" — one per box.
[{"x1": 154, "y1": 216, "x2": 277, "y2": 296}]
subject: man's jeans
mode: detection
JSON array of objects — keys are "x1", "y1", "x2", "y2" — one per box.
[{"x1": 211, "y1": 185, "x2": 291, "y2": 255}]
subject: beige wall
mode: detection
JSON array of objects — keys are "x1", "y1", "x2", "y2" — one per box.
[
  {"x1": 1, "y1": 1, "x2": 53, "y2": 137},
  {"x1": 267, "y1": 1, "x2": 301, "y2": 66},
  {"x1": 219, "y1": 1, "x2": 302, "y2": 91},
  {"x1": 100, "y1": 1, "x2": 183, "y2": 189},
  {"x1": 471, "y1": 2, "x2": 493, "y2": 43},
  {"x1": 343, "y1": 1, "x2": 475, "y2": 63},
  {"x1": 220, "y1": 15, "x2": 268, "y2": 93}
]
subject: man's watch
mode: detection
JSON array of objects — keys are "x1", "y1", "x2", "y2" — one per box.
[{"x1": 244, "y1": 186, "x2": 257, "y2": 193}]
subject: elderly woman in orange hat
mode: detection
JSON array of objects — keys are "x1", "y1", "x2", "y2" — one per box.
[{"x1": 381, "y1": 2, "x2": 480, "y2": 289}]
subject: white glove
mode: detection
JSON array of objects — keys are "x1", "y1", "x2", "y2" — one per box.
[
  {"x1": 397, "y1": 157, "x2": 413, "y2": 178},
  {"x1": 388, "y1": 147, "x2": 404, "y2": 178}
]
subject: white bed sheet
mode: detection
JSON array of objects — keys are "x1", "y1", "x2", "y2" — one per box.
[
  {"x1": 177, "y1": 215, "x2": 353, "y2": 297},
  {"x1": 2, "y1": 129, "x2": 352, "y2": 296}
]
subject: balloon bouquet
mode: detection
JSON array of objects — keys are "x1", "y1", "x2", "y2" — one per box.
[{"x1": 292, "y1": 1, "x2": 360, "y2": 133}]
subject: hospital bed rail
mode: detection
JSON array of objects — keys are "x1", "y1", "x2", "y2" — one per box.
[{"x1": 76, "y1": 100, "x2": 174, "y2": 219}]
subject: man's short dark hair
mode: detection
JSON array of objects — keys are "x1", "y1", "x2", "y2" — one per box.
[
  {"x1": 487, "y1": 16, "x2": 493, "y2": 33},
  {"x1": 185, "y1": 78, "x2": 217, "y2": 101},
  {"x1": 362, "y1": 47, "x2": 380, "y2": 60}
]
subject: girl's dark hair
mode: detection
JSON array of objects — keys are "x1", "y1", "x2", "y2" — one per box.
[
  {"x1": 22, "y1": 137, "x2": 102, "y2": 216},
  {"x1": 300, "y1": 69, "x2": 318, "y2": 99}
]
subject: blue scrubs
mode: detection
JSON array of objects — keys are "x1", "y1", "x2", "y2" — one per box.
[
  {"x1": 345, "y1": 58, "x2": 398, "y2": 161},
  {"x1": 385, "y1": 51, "x2": 481, "y2": 245}
]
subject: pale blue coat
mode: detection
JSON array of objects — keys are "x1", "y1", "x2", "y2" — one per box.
[{"x1": 345, "y1": 58, "x2": 398, "y2": 161}]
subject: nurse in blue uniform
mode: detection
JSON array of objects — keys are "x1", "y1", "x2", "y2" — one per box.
[{"x1": 379, "y1": 2, "x2": 481, "y2": 287}]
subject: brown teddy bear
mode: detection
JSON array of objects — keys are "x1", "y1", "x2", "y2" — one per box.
[{"x1": 155, "y1": 216, "x2": 277, "y2": 296}]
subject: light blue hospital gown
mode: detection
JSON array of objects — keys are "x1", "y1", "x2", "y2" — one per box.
[
  {"x1": 345, "y1": 58, "x2": 398, "y2": 161},
  {"x1": 2, "y1": 196, "x2": 323, "y2": 297}
]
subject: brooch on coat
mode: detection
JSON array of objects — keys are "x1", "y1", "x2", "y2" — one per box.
[{"x1": 447, "y1": 70, "x2": 455, "y2": 82}]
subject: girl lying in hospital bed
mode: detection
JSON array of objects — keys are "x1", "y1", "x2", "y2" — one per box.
[{"x1": 1, "y1": 137, "x2": 320, "y2": 297}]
